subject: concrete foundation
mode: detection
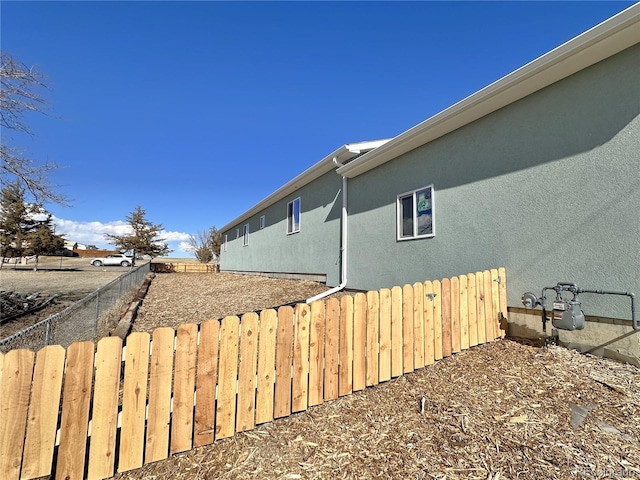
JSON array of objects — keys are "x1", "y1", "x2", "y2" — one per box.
[{"x1": 508, "y1": 308, "x2": 640, "y2": 366}]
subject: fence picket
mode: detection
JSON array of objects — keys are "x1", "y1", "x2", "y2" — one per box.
[
  {"x1": 491, "y1": 268, "x2": 501, "y2": 339},
  {"x1": 476, "y1": 273, "x2": 486, "y2": 344},
  {"x1": 324, "y1": 298, "x2": 340, "y2": 400},
  {"x1": 402, "y1": 284, "x2": 414, "y2": 373},
  {"x1": 292, "y1": 305, "x2": 310, "y2": 413},
  {"x1": 413, "y1": 282, "x2": 425, "y2": 369},
  {"x1": 194, "y1": 319, "x2": 219, "y2": 447},
  {"x1": 484, "y1": 270, "x2": 495, "y2": 342},
  {"x1": 0, "y1": 349, "x2": 34, "y2": 480},
  {"x1": 352, "y1": 293, "x2": 366, "y2": 392},
  {"x1": 274, "y1": 307, "x2": 294, "y2": 418},
  {"x1": 423, "y1": 281, "x2": 435, "y2": 366},
  {"x1": 339, "y1": 296, "x2": 354, "y2": 396},
  {"x1": 441, "y1": 278, "x2": 452, "y2": 357},
  {"x1": 365, "y1": 291, "x2": 379, "y2": 387},
  {"x1": 498, "y1": 267, "x2": 508, "y2": 338},
  {"x1": 55, "y1": 341, "x2": 94, "y2": 480},
  {"x1": 308, "y1": 302, "x2": 325, "y2": 406},
  {"x1": 171, "y1": 323, "x2": 198, "y2": 454},
  {"x1": 433, "y1": 280, "x2": 443, "y2": 360},
  {"x1": 237, "y1": 313, "x2": 260, "y2": 431},
  {"x1": 145, "y1": 328, "x2": 175, "y2": 463},
  {"x1": 216, "y1": 316, "x2": 240, "y2": 438},
  {"x1": 88, "y1": 337, "x2": 122, "y2": 480},
  {"x1": 459, "y1": 275, "x2": 469, "y2": 350},
  {"x1": 468, "y1": 273, "x2": 478, "y2": 347},
  {"x1": 390, "y1": 286, "x2": 403, "y2": 377},
  {"x1": 451, "y1": 276, "x2": 461, "y2": 354},
  {"x1": 118, "y1": 332, "x2": 150, "y2": 472},
  {"x1": 21, "y1": 346, "x2": 65, "y2": 480},
  {"x1": 256, "y1": 310, "x2": 277, "y2": 423},
  {"x1": 378, "y1": 288, "x2": 392, "y2": 383}
]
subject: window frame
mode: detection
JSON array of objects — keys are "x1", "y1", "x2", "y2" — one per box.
[
  {"x1": 396, "y1": 184, "x2": 435, "y2": 241},
  {"x1": 222, "y1": 234, "x2": 228, "y2": 252},
  {"x1": 286, "y1": 197, "x2": 301, "y2": 235},
  {"x1": 259, "y1": 215, "x2": 265, "y2": 229},
  {"x1": 242, "y1": 223, "x2": 250, "y2": 246}
]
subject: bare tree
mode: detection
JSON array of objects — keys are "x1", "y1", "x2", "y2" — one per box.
[
  {"x1": 188, "y1": 226, "x2": 221, "y2": 263},
  {"x1": 1, "y1": 52, "x2": 65, "y2": 204}
]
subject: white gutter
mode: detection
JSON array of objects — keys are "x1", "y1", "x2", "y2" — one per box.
[
  {"x1": 306, "y1": 158, "x2": 348, "y2": 304},
  {"x1": 219, "y1": 139, "x2": 390, "y2": 233}
]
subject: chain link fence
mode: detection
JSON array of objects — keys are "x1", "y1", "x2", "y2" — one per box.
[{"x1": 0, "y1": 262, "x2": 151, "y2": 353}]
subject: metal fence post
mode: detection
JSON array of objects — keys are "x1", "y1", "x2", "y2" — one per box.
[{"x1": 95, "y1": 289, "x2": 101, "y2": 333}]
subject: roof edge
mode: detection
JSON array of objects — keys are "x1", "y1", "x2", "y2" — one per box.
[
  {"x1": 220, "y1": 139, "x2": 391, "y2": 232},
  {"x1": 337, "y1": 3, "x2": 640, "y2": 178}
]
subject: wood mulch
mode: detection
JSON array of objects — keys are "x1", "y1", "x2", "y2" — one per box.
[
  {"x1": 113, "y1": 272, "x2": 639, "y2": 480},
  {"x1": 131, "y1": 272, "x2": 341, "y2": 333}
]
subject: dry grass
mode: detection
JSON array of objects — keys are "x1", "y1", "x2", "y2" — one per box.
[{"x1": 109, "y1": 273, "x2": 640, "y2": 480}]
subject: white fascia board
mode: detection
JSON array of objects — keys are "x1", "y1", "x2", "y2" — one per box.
[
  {"x1": 220, "y1": 139, "x2": 391, "y2": 232},
  {"x1": 337, "y1": 4, "x2": 640, "y2": 179}
]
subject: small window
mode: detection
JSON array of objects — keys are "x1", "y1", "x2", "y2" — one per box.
[
  {"x1": 236, "y1": 228, "x2": 240, "y2": 239},
  {"x1": 260, "y1": 215, "x2": 265, "y2": 229},
  {"x1": 397, "y1": 185, "x2": 435, "y2": 240},
  {"x1": 287, "y1": 197, "x2": 300, "y2": 234},
  {"x1": 222, "y1": 234, "x2": 228, "y2": 252},
  {"x1": 243, "y1": 223, "x2": 250, "y2": 246}
]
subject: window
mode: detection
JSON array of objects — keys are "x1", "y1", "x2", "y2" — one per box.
[
  {"x1": 287, "y1": 197, "x2": 300, "y2": 234},
  {"x1": 397, "y1": 185, "x2": 435, "y2": 240},
  {"x1": 236, "y1": 228, "x2": 240, "y2": 239},
  {"x1": 243, "y1": 223, "x2": 250, "y2": 246},
  {"x1": 260, "y1": 215, "x2": 265, "y2": 229},
  {"x1": 222, "y1": 234, "x2": 227, "y2": 252}
]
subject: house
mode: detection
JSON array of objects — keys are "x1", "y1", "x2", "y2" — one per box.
[{"x1": 220, "y1": 5, "x2": 640, "y2": 362}]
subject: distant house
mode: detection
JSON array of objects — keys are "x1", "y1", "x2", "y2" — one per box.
[
  {"x1": 63, "y1": 240, "x2": 79, "y2": 251},
  {"x1": 220, "y1": 6, "x2": 640, "y2": 361}
]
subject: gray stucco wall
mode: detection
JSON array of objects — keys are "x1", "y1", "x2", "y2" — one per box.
[
  {"x1": 347, "y1": 44, "x2": 640, "y2": 326},
  {"x1": 220, "y1": 170, "x2": 344, "y2": 286}
]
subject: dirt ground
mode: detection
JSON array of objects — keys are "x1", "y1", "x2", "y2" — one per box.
[
  {"x1": 112, "y1": 273, "x2": 639, "y2": 480},
  {"x1": 0, "y1": 256, "x2": 129, "y2": 338}
]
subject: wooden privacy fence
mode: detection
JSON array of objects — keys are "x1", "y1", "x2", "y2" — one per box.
[
  {"x1": 0, "y1": 268, "x2": 507, "y2": 480},
  {"x1": 150, "y1": 262, "x2": 218, "y2": 273}
]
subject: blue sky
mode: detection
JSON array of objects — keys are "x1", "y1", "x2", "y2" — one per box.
[{"x1": 1, "y1": 1, "x2": 634, "y2": 256}]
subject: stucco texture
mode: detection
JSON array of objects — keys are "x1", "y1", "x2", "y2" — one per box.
[{"x1": 347, "y1": 44, "x2": 640, "y2": 326}]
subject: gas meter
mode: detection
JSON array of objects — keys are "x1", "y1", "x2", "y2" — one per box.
[
  {"x1": 521, "y1": 282, "x2": 637, "y2": 339},
  {"x1": 550, "y1": 298, "x2": 585, "y2": 331}
]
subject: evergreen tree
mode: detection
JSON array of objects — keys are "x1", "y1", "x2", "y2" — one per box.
[
  {"x1": 0, "y1": 181, "x2": 63, "y2": 258},
  {"x1": 25, "y1": 213, "x2": 65, "y2": 256},
  {"x1": 105, "y1": 205, "x2": 171, "y2": 259},
  {"x1": 0, "y1": 181, "x2": 37, "y2": 256}
]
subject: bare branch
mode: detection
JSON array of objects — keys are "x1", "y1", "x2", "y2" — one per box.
[
  {"x1": 0, "y1": 52, "x2": 67, "y2": 206},
  {"x1": 0, "y1": 144, "x2": 67, "y2": 205},
  {"x1": 0, "y1": 52, "x2": 48, "y2": 134}
]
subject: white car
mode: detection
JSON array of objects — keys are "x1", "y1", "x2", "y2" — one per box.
[{"x1": 90, "y1": 254, "x2": 133, "y2": 267}]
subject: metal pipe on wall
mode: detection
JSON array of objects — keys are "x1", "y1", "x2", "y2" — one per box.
[{"x1": 306, "y1": 160, "x2": 348, "y2": 304}]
